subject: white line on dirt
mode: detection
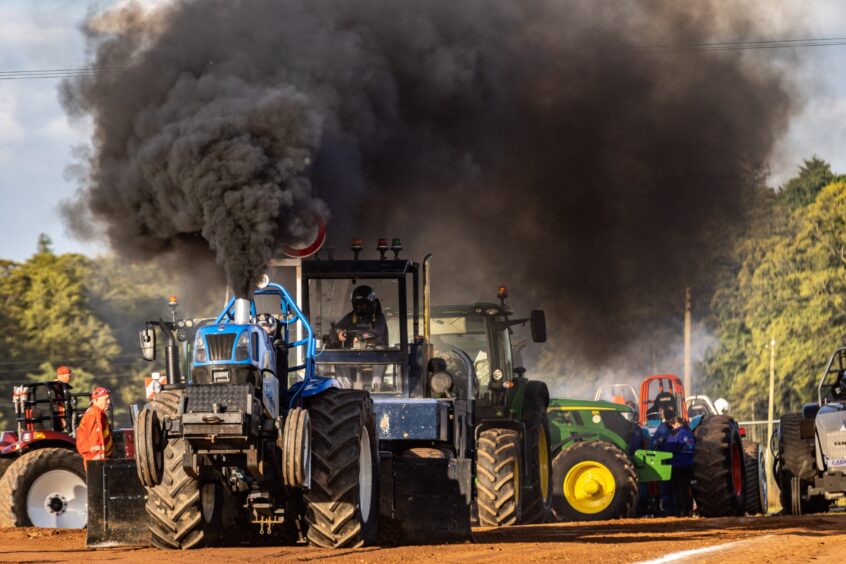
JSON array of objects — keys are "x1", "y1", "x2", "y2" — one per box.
[{"x1": 636, "y1": 535, "x2": 773, "y2": 564}]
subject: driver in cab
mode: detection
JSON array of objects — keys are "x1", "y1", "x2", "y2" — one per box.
[
  {"x1": 335, "y1": 285, "x2": 388, "y2": 348},
  {"x1": 334, "y1": 285, "x2": 388, "y2": 391}
]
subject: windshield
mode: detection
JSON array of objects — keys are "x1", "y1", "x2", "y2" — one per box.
[
  {"x1": 309, "y1": 278, "x2": 404, "y2": 394},
  {"x1": 431, "y1": 313, "x2": 494, "y2": 393}
]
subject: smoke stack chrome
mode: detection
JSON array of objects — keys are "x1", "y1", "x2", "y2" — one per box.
[{"x1": 234, "y1": 298, "x2": 251, "y2": 325}]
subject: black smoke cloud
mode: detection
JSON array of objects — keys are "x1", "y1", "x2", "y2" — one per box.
[{"x1": 62, "y1": 1, "x2": 795, "y2": 375}]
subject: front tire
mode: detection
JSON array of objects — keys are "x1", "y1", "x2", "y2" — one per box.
[
  {"x1": 304, "y1": 388, "x2": 378, "y2": 548},
  {"x1": 778, "y1": 413, "x2": 829, "y2": 515},
  {"x1": 551, "y1": 441, "x2": 637, "y2": 521},
  {"x1": 0, "y1": 448, "x2": 87, "y2": 528},
  {"x1": 476, "y1": 428, "x2": 521, "y2": 526},
  {"x1": 145, "y1": 390, "x2": 219, "y2": 549}
]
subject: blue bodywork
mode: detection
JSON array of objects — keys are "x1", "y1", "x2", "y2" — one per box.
[{"x1": 192, "y1": 281, "x2": 335, "y2": 411}]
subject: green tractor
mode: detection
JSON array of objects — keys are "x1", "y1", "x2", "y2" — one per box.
[
  {"x1": 547, "y1": 398, "x2": 672, "y2": 521},
  {"x1": 429, "y1": 286, "x2": 553, "y2": 525}
]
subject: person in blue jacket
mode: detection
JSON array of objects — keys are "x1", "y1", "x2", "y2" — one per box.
[
  {"x1": 654, "y1": 407, "x2": 675, "y2": 515},
  {"x1": 662, "y1": 406, "x2": 696, "y2": 516}
]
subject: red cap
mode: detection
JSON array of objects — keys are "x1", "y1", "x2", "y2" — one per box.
[
  {"x1": 91, "y1": 386, "x2": 111, "y2": 400},
  {"x1": 56, "y1": 366, "x2": 72, "y2": 376}
]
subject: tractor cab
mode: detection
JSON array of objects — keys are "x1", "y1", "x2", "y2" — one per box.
[
  {"x1": 638, "y1": 374, "x2": 688, "y2": 434},
  {"x1": 302, "y1": 239, "x2": 422, "y2": 396}
]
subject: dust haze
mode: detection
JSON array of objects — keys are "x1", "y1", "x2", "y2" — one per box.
[{"x1": 60, "y1": 0, "x2": 798, "y2": 391}]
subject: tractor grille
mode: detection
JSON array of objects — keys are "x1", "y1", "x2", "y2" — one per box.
[
  {"x1": 816, "y1": 411, "x2": 846, "y2": 462},
  {"x1": 205, "y1": 333, "x2": 236, "y2": 361},
  {"x1": 184, "y1": 383, "x2": 252, "y2": 414}
]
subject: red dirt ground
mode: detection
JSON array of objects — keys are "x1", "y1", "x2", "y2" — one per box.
[{"x1": 1, "y1": 513, "x2": 845, "y2": 563}]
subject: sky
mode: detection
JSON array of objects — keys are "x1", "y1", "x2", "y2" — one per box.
[{"x1": 0, "y1": 1, "x2": 845, "y2": 263}]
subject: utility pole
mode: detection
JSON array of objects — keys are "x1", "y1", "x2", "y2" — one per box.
[
  {"x1": 684, "y1": 287, "x2": 692, "y2": 395},
  {"x1": 766, "y1": 338, "x2": 776, "y2": 490}
]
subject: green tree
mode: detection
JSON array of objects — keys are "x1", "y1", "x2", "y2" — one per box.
[
  {"x1": 704, "y1": 178, "x2": 846, "y2": 419},
  {"x1": 779, "y1": 157, "x2": 834, "y2": 211}
]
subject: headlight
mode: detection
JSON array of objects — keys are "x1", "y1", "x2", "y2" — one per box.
[
  {"x1": 491, "y1": 369, "x2": 504, "y2": 381},
  {"x1": 194, "y1": 333, "x2": 207, "y2": 363},
  {"x1": 430, "y1": 371, "x2": 454, "y2": 395},
  {"x1": 235, "y1": 331, "x2": 250, "y2": 361}
]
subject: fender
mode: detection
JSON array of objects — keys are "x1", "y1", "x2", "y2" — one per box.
[{"x1": 289, "y1": 376, "x2": 340, "y2": 404}]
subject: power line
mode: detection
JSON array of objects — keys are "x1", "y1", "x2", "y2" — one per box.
[
  {"x1": 601, "y1": 36, "x2": 846, "y2": 54},
  {"x1": 0, "y1": 67, "x2": 124, "y2": 81},
  {"x1": 0, "y1": 34, "x2": 844, "y2": 81}
]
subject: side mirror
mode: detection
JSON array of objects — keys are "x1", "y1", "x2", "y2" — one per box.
[
  {"x1": 140, "y1": 328, "x2": 156, "y2": 362},
  {"x1": 530, "y1": 310, "x2": 547, "y2": 343}
]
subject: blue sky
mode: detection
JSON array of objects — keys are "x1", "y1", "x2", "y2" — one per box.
[{"x1": 1, "y1": 1, "x2": 845, "y2": 263}]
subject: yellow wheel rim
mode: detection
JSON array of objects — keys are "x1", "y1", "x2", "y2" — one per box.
[
  {"x1": 563, "y1": 460, "x2": 616, "y2": 514},
  {"x1": 538, "y1": 427, "x2": 550, "y2": 503}
]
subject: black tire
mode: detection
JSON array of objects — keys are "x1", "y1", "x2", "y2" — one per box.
[
  {"x1": 742, "y1": 441, "x2": 767, "y2": 515},
  {"x1": 0, "y1": 457, "x2": 13, "y2": 481},
  {"x1": 692, "y1": 415, "x2": 744, "y2": 517},
  {"x1": 0, "y1": 448, "x2": 86, "y2": 528},
  {"x1": 551, "y1": 441, "x2": 637, "y2": 521},
  {"x1": 145, "y1": 390, "x2": 220, "y2": 549},
  {"x1": 777, "y1": 412, "x2": 830, "y2": 515},
  {"x1": 520, "y1": 410, "x2": 553, "y2": 524},
  {"x1": 779, "y1": 413, "x2": 816, "y2": 480},
  {"x1": 476, "y1": 428, "x2": 521, "y2": 526},
  {"x1": 135, "y1": 406, "x2": 165, "y2": 487},
  {"x1": 304, "y1": 388, "x2": 378, "y2": 548}
]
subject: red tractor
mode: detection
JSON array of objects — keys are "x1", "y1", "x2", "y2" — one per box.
[
  {"x1": 0, "y1": 382, "x2": 135, "y2": 529},
  {"x1": 638, "y1": 374, "x2": 765, "y2": 516}
]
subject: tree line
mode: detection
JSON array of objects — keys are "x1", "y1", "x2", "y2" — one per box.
[{"x1": 702, "y1": 158, "x2": 846, "y2": 419}]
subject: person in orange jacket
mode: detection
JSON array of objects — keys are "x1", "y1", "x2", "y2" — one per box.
[{"x1": 75, "y1": 386, "x2": 114, "y2": 469}]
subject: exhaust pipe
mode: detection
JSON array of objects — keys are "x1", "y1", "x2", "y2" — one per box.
[
  {"x1": 423, "y1": 254, "x2": 433, "y2": 343},
  {"x1": 234, "y1": 298, "x2": 251, "y2": 325}
]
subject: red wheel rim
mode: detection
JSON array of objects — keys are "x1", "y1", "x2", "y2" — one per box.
[{"x1": 731, "y1": 441, "x2": 743, "y2": 497}]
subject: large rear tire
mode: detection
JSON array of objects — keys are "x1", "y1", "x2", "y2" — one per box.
[
  {"x1": 476, "y1": 428, "x2": 521, "y2": 526},
  {"x1": 304, "y1": 388, "x2": 378, "y2": 548},
  {"x1": 692, "y1": 415, "x2": 744, "y2": 517},
  {"x1": 778, "y1": 413, "x2": 829, "y2": 515},
  {"x1": 742, "y1": 441, "x2": 767, "y2": 515},
  {"x1": 551, "y1": 441, "x2": 637, "y2": 521},
  {"x1": 520, "y1": 410, "x2": 553, "y2": 524},
  {"x1": 145, "y1": 390, "x2": 220, "y2": 549},
  {"x1": 0, "y1": 448, "x2": 86, "y2": 528}
]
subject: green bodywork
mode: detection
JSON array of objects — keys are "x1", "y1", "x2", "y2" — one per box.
[{"x1": 547, "y1": 398, "x2": 672, "y2": 482}]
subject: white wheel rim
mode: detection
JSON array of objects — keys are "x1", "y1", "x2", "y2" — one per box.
[
  {"x1": 201, "y1": 483, "x2": 216, "y2": 524},
  {"x1": 26, "y1": 469, "x2": 87, "y2": 528},
  {"x1": 358, "y1": 428, "x2": 373, "y2": 523}
]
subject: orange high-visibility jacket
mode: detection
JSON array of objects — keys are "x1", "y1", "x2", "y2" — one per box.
[{"x1": 75, "y1": 404, "x2": 114, "y2": 463}]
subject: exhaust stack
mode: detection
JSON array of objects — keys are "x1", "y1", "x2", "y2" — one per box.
[{"x1": 234, "y1": 298, "x2": 251, "y2": 325}]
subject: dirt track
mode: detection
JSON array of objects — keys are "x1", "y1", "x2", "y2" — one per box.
[{"x1": 2, "y1": 513, "x2": 845, "y2": 563}]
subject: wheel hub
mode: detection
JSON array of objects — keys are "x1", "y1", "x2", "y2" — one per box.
[
  {"x1": 582, "y1": 479, "x2": 601, "y2": 495},
  {"x1": 46, "y1": 494, "x2": 67, "y2": 515},
  {"x1": 563, "y1": 460, "x2": 616, "y2": 514}
]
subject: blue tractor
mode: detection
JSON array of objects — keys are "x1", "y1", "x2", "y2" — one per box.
[{"x1": 131, "y1": 280, "x2": 378, "y2": 549}]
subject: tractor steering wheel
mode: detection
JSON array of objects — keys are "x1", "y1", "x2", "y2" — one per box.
[{"x1": 339, "y1": 329, "x2": 379, "y2": 349}]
